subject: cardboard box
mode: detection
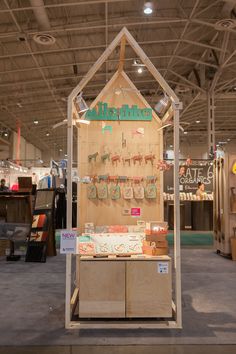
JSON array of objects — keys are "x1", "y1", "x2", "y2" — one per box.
[
  {"x1": 142, "y1": 243, "x2": 154, "y2": 256},
  {"x1": 146, "y1": 221, "x2": 168, "y2": 231},
  {"x1": 146, "y1": 234, "x2": 167, "y2": 242},
  {"x1": 142, "y1": 245, "x2": 169, "y2": 256},
  {"x1": 145, "y1": 229, "x2": 168, "y2": 236},
  {"x1": 154, "y1": 247, "x2": 169, "y2": 256},
  {"x1": 152, "y1": 240, "x2": 168, "y2": 248},
  {"x1": 142, "y1": 240, "x2": 169, "y2": 256}
]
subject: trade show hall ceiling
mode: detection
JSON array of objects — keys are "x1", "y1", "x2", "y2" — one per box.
[{"x1": 0, "y1": 0, "x2": 236, "y2": 153}]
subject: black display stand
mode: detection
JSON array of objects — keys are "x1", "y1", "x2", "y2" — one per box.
[{"x1": 25, "y1": 189, "x2": 56, "y2": 262}]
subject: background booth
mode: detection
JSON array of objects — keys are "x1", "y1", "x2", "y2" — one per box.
[{"x1": 164, "y1": 159, "x2": 214, "y2": 231}]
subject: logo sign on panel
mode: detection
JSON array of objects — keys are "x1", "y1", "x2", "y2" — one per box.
[{"x1": 85, "y1": 102, "x2": 152, "y2": 121}]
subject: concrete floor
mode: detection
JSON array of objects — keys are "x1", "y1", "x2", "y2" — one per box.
[{"x1": 0, "y1": 248, "x2": 236, "y2": 353}]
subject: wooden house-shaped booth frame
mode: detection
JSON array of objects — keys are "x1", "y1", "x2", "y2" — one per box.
[{"x1": 66, "y1": 27, "x2": 182, "y2": 329}]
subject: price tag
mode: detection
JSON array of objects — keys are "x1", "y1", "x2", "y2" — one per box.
[{"x1": 157, "y1": 262, "x2": 169, "y2": 274}]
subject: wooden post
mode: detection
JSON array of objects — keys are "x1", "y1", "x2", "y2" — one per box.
[
  {"x1": 65, "y1": 96, "x2": 73, "y2": 329},
  {"x1": 118, "y1": 36, "x2": 126, "y2": 73},
  {"x1": 173, "y1": 104, "x2": 182, "y2": 328}
]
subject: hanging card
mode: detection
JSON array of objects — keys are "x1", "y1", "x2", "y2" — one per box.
[
  {"x1": 110, "y1": 184, "x2": 121, "y2": 200},
  {"x1": 145, "y1": 183, "x2": 157, "y2": 199},
  {"x1": 123, "y1": 186, "x2": 133, "y2": 199},
  {"x1": 133, "y1": 185, "x2": 144, "y2": 199},
  {"x1": 87, "y1": 184, "x2": 97, "y2": 199},
  {"x1": 97, "y1": 183, "x2": 108, "y2": 199}
]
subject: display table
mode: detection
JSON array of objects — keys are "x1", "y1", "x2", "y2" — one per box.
[{"x1": 78, "y1": 255, "x2": 172, "y2": 319}]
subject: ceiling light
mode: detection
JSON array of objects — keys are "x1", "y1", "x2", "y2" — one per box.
[
  {"x1": 16, "y1": 102, "x2": 22, "y2": 108},
  {"x1": 132, "y1": 59, "x2": 145, "y2": 67},
  {"x1": 218, "y1": 141, "x2": 227, "y2": 145},
  {"x1": 34, "y1": 120, "x2": 39, "y2": 125},
  {"x1": 183, "y1": 131, "x2": 188, "y2": 135},
  {"x1": 215, "y1": 19, "x2": 236, "y2": 31},
  {"x1": 75, "y1": 92, "x2": 89, "y2": 113},
  {"x1": 227, "y1": 138, "x2": 231, "y2": 141},
  {"x1": 154, "y1": 94, "x2": 170, "y2": 118},
  {"x1": 160, "y1": 98, "x2": 168, "y2": 107},
  {"x1": 196, "y1": 120, "x2": 200, "y2": 124},
  {"x1": 170, "y1": 145, "x2": 173, "y2": 148},
  {"x1": 46, "y1": 132, "x2": 50, "y2": 136},
  {"x1": 33, "y1": 34, "x2": 56, "y2": 46},
  {"x1": 59, "y1": 149, "x2": 62, "y2": 152},
  {"x1": 233, "y1": 86, "x2": 236, "y2": 91},
  {"x1": 143, "y1": 2, "x2": 153, "y2": 14},
  {"x1": 137, "y1": 67, "x2": 143, "y2": 74},
  {"x1": 115, "y1": 88, "x2": 122, "y2": 95},
  {"x1": 4, "y1": 132, "x2": 8, "y2": 137},
  {"x1": 64, "y1": 154, "x2": 67, "y2": 157}
]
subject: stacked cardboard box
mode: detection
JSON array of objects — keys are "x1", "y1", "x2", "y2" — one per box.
[{"x1": 142, "y1": 221, "x2": 168, "y2": 256}]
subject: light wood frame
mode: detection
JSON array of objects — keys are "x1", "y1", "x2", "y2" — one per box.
[{"x1": 66, "y1": 27, "x2": 182, "y2": 329}]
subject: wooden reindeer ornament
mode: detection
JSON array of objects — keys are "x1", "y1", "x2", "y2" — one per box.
[
  {"x1": 101, "y1": 153, "x2": 110, "y2": 163},
  {"x1": 111, "y1": 154, "x2": 121, "y2": 166},
  {"x1": 145, "y1": 154, "x2": 155, "y2": 165},
  {"x1": 88, "y1": 152, "x2": 98, "y2": 163},
  {"x1": 132, "y1": 153, "x2": 143, "y2": 165}
]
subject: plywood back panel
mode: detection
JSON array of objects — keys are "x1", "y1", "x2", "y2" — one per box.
[{"x1": 77, "y1": 72, "x2": 163, "y2": 232}]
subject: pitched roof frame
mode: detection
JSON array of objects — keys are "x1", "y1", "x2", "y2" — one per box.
[{"x1": 65, "y1": 27, "x2": 182, "y2": 330}]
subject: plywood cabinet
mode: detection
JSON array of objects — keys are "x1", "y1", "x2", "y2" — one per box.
[
  {"x1": 126, "y1": 260, "x2": 172, "y2": 318},
  {"x1": 79, "y1": 257, "x2": 172, "y2": 319},
  {"x1": 79, "y1": 260, "x2": 125, "y2": 318}
]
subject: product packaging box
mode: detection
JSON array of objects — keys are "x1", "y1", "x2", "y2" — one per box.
[
  {"x1": 142, "y1": 240, "x2": 169, "y2": 256},
  {"x1": 145, "y1": 221, "x2": 168, "y2": 235},
  {"x1": 146, "y1": 234, "x2": 167, "y2": 243}
]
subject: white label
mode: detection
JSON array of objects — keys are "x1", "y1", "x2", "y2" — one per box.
[
  {"x1": 60, "y1": 230, "x2": 77, "y2": 254},
  {"x1": 157, "y1": 262, "x2": 168, "y2": 274}
]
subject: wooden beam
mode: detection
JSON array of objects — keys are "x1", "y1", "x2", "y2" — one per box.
[
  {"x1": 69, "y1": 27, "x2": 126, "y2": 100},
  {"x1": 118, "y1": 36, "x2": 126, "y2": 73},
  {"x1": 162, "y1": 106, "x2": 174, "y2": 124},
  {"x1": 121, "y1": 28, "x2": 179, "y2": 103}
]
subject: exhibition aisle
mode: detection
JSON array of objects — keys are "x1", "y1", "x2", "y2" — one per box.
[{"x1": 0, "y1": 249, "x2": 236, "y2": 347}]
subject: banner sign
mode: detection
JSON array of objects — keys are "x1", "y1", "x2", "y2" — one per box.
[
  {"x1": 164, "y1": 161, "x2": 213, "y2": 193},
  {"x1": 85, "y1": 102, "x2": 152, "y2": 121}
]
